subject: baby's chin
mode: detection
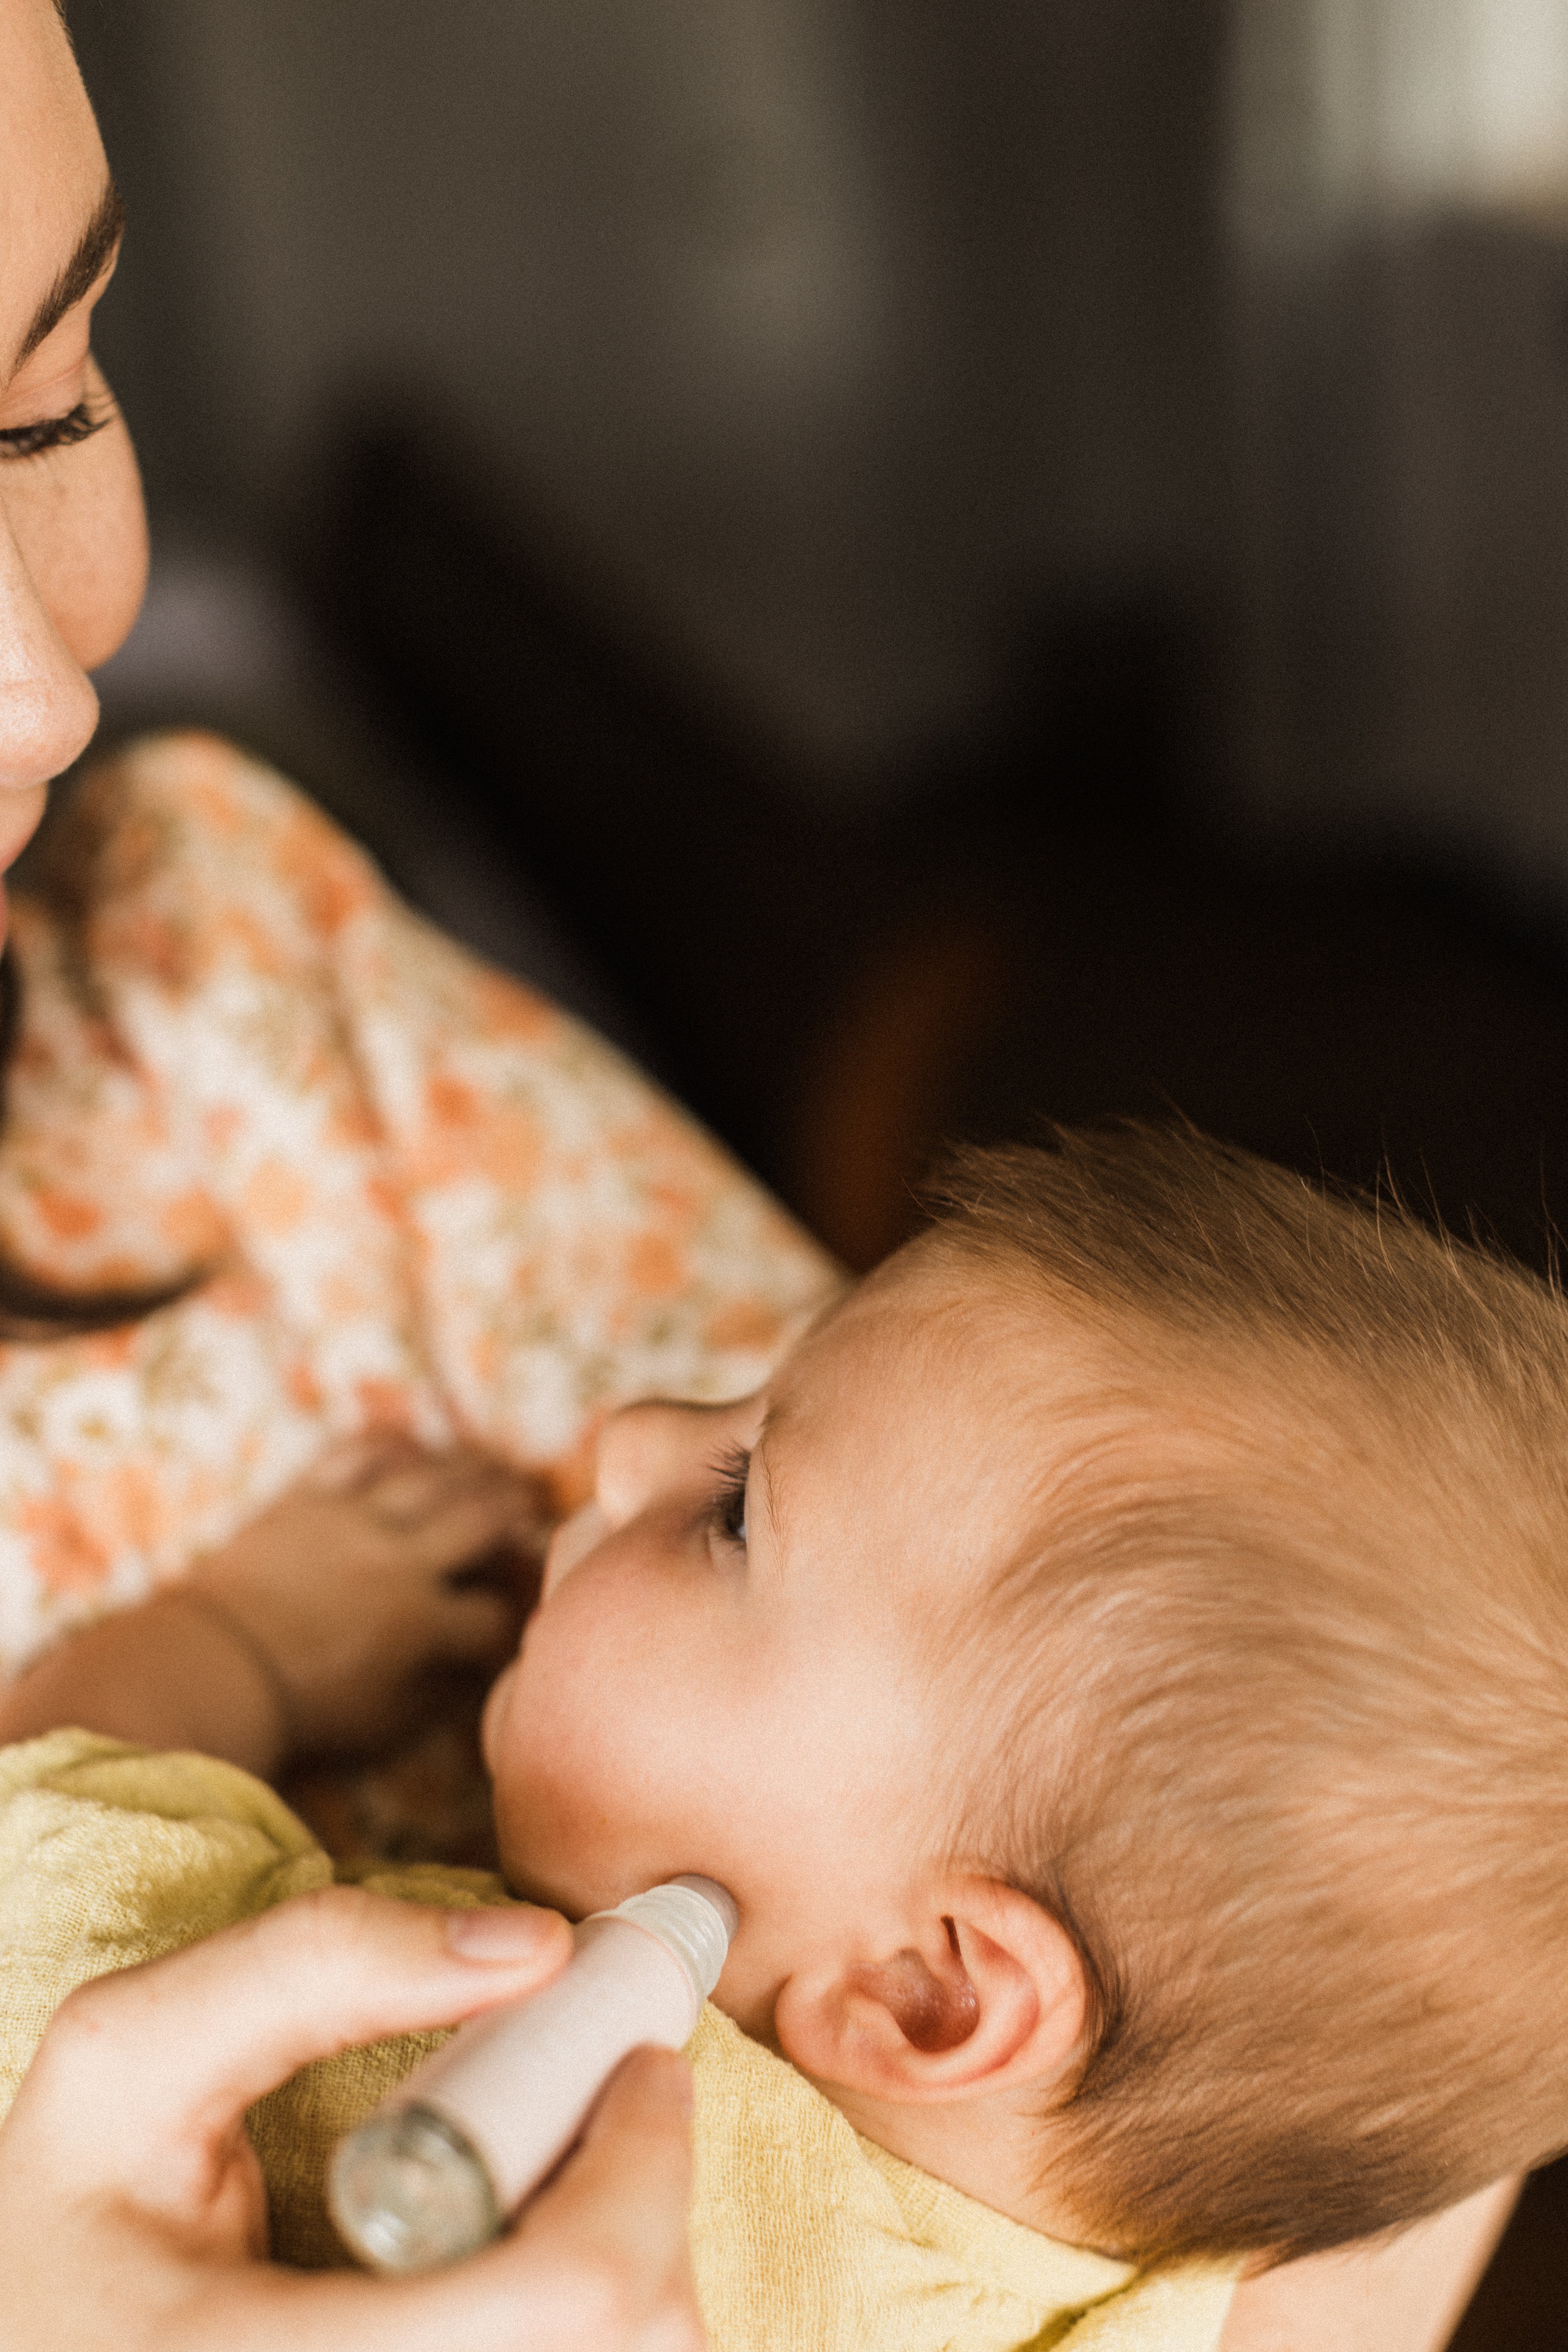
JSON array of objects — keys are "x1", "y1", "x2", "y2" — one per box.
[
  {"x1": 494, "y1": 1836, "x2": 597, "y2": 1923},
  {"x1": 487, "y1": 1700, "x2": 735, "y2": 1923},
  {"x1": 493, "y1": 1798, "x2": 732, "y2": 1941}
]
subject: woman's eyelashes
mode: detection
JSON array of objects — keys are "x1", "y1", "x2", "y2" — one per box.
[
  {"x1": 708, "y1": 1445, "x2": 751, "y2": 1550},
  {"x1": 0, "y1": 399, "x2": 111, "y2": 462}
]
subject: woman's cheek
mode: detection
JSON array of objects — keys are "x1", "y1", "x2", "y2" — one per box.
[{"x1": 3, "y1": 386, "x2": 148, "y2": 673}]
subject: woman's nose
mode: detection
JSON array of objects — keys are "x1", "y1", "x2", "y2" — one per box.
[{"x1": 0, "y1": 514, "x2": 99, "y2": 824}]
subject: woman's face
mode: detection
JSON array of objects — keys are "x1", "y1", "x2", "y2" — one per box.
[{"x1": 0, "y1": 0, "x2": 147, "y2": 929}]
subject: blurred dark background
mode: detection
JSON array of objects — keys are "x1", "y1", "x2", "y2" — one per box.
[{"x1": 59, "y1": 6, "x2": 1568, "y2": 2333}]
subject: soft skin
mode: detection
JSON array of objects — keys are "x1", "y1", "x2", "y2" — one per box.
[
  {"x1": 481, "y1": 1262, "x2": 1097, "y2": 2243},
  {"x1": 484, "y1": 1250, "x2": 1523, "y2": 2334},
  {"x1": 0, "y1": 0, "x2": 147, "y2": 888}
]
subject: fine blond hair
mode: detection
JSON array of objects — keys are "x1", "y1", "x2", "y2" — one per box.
[{"x1": 923, "y1": 1126, "x2": 1568, "y2": 2266}]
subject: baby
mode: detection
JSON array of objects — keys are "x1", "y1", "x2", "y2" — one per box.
[
  {"x1": 3, "y1": 1122, "x2": 1568, "y2": 2346},
  {"x1": 483, "y1": 1122, "x2": 1568, "y2": 2267}
]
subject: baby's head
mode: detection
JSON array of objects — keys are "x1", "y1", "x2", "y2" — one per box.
[{"x1": 482, "y1": 1125, "x2": 1568, "y2": 2266}]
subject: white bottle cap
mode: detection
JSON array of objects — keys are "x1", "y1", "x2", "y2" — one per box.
[{"x1": 590, "y1": 1874, "x2": 738, "y2": 2013}]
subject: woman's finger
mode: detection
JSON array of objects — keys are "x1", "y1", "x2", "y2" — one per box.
[
  {"x1": 402, "y1": 1479, "x2": 546, "y2": 1573},
  {"x1": 159, "y1": 2048, "x2": 704, "y2": 2352},
  {"x1": 366, "y1": 1453, "x2": 505, "y2": 1529},
  {"x1": 432, "y1": 1583, "x2": 524, "y2": 1667},
  {"x1": 514, "y1": 2046, "x2": 701, "y2": 2316},
  {"x1": 10, "y1": 1889, "x2": 571, "y2": 2202},
  {"x1": 306, "y1": 1430, "x2": 431, "y2": 1497}
]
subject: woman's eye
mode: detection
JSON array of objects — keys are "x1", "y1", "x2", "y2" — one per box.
[
  {"x1": 0, "y1": 401, "x2": 110, "y2": 462},
  {"x1": 709, "y1": 1447, "x2": 750, "y2": 1549}
]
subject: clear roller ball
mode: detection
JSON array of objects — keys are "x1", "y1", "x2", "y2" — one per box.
[{"x1": 328, "y1": 2101, "x2": 502, "y2": 2273}]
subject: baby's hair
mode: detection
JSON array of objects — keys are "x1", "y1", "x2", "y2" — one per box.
[{"x1": 920, "y1": 1126, "x2": 1568, "y2": 2267}]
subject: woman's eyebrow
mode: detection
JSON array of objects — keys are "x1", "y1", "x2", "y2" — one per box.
[{"x1": 12, "y1": 178, "x2": 125, "y2": 373}]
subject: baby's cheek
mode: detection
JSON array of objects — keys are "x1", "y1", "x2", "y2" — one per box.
[
  {"x1": 490, "y1": 1569, "x2": 682, "y2": 1896},
  {"x1": 488, "y1": 1658, "x2": 616, "y2": 1877},
  {"x1": 492, "y1": 1740, "x2": 627, "y2": 1914}
]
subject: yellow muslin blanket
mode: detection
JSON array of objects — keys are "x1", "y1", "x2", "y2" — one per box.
[{"x1": 0, "y1": 1733, "x2": 1235, "y2": 2350}]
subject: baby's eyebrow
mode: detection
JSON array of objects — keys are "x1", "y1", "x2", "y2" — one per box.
[{"x1": 753, "y1": 1402, "x2": 790, "y2": 1556}]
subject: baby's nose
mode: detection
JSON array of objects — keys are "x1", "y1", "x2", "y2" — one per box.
[
  {"x1": 541, "y1": 1501, "x2": 609, "y2": 1599},
  {"x1": 593, "y1": 1399, "x2": 701, "y2": 1526}
]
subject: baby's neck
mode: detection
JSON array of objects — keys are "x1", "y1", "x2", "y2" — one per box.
[{"x1": 812, "y1": 2075, "x2": 1114, "y2": 2254}]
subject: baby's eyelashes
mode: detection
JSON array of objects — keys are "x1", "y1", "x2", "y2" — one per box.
[{"x1": 708, "y1": 1445, "x2": 751, "y2": 1550}]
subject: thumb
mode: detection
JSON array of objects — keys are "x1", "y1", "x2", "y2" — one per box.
[
  {"x1": 13, "y1": 1888, "x2": 571, "y2": 2193},
  {"x1": 170, "y1": 2047, "x2": 705, "y2": 2352}
]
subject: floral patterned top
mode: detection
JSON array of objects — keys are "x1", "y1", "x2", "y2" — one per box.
[{"x1": 0, "y1": 732, "x2": 836, "y2": 1678}]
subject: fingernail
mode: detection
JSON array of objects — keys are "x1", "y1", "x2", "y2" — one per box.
[{"x1": 446, "y1": 1904, "x2": 563, "y2": 1963}]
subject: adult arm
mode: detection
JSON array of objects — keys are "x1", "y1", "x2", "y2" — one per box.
[
  {"x1": 0, "y1": 1885, "x2": 703, "y2": 2352},
  {"x1": 1219, "y1": 2177, "x2": 1521, "y2": 2352},
  {"x1": 0, "y1": 1589, "x2": 288, "y2": 1774},
  {"x1": 0, "y1": 1437, "x2": 535, "y2": 1777}
]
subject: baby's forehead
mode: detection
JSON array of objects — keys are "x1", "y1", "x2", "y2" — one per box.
[
  {"x1": 770, "y1": 1256, "x2": 1164, "y2": 1523},
  {"x1": 792, "y1": 1241, "x2": 1145, "y2": 1407},
  {"x1": 781, "y1": 1246, "x2": 1356, "y2": 1528}
]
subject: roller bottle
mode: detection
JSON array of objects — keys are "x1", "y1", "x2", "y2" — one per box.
[{"x1": 328, "y1": 1875, "x2": 737, "y2": 2274}]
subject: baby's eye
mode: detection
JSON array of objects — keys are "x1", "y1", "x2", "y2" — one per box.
[{"x1": 708, "y1": 1446, "x2": 750, "y2": 1549}]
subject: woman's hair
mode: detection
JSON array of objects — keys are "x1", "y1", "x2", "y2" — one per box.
[
  {"x1": 0, "y1": 768, "x2": 211, "y2": 1340},
  {"x1": 923, "y1": 1127, "x2": 1568, "y2": 2266},
  {"x1": 0, "y1": 945, "x2": 199, "y2": 1338}
]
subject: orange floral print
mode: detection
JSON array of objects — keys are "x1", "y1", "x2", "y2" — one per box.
[
  {"x1": 0, "y1": 734, "x2": 838, "y2": 1672},
  {"x1": 33, "y1": 1190, "x2": 103, "y2": 1242},
  {"x1": 15, "y1": 1494, "x2": 111, "y2": 1597}
]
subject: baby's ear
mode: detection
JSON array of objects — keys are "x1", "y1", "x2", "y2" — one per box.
[{"x1": 774, "y1": 1877, "x2": 1086, "y2": 2107}]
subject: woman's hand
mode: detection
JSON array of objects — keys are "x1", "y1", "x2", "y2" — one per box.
[
  {"x1": 0, "y1": 1886, "x2": 703, "y2": 2352},
  {"x1": 0, "y1": 1435, "x2": 551, "y2": 1776},
  {"x1": 186, "y1": 1433, "x2": 550, "y2": 1756}
]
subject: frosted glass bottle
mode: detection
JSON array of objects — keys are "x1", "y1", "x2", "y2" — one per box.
[{"x1": 329, "y1": 1876, "x2": 737, "y2": 2274}]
